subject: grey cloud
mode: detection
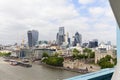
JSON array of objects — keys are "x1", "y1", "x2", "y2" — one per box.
[{"x1": 0, "y1": 0, "x2": 116, "y2": 45}]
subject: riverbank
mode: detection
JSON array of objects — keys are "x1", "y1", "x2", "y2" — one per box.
[
  {"x1": 36, "y1": 61, "x2": 89, "y2": 74},
  {"x1": 2, "y1": 56, "x2": 96, "y2": 74}
]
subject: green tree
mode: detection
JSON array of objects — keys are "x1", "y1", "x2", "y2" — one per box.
[
  {"x1": 53, "y1": 52, "x2": 59, "y2": 57},
  {"x1": 73, "y1": 48, "x2": 80, "y2": 55},
  {"x1": 72, "y1": 48, "x2": 95, "y2": 60},
  {"x1": 42, "y1": 52, "x2": 49, "y2": 58},
  {"x1": 89, "y1": 52, "x2": 95, "y2": 58},
  {"x1": 0, "y1": 52, "x2": 11, "y2": 57},
  {"x1": 42, "y1": 57, "x2": 64, "y2": 67},
  {"x1": 5, "y1": 52, "x2": 11, "y2": 56},
  {"x1": 98, "y1": 55, "x2": 114, "y2": 69},
  {"x1": 72, "y1": 48, "x2": 80, "y2": 59},
  {"x1": 105, "y1": 55, "x2": 112, "y2": 61},
  {"x1": 83, "y1": 48, "x2": 92, "y2": 53},
  {"x1": 83, "y1": 48, "x2": 95, "y2": 58}
]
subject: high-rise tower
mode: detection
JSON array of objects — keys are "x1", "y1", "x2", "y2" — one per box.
[
  {"x1": 27, "y1": 30, "x2": 39, "y2": 48},
  {"x1": 56, "y1": 27, "x2": 65, "y2": 46},
  {"x1": 73, "y1": 32, "x2": 82, "y2": 46}
]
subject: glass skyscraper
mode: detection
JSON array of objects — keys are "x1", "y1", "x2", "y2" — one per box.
[
  {"x1": 27, "y1": 30, "x2": 39, "y2": 47},
  {"x1": 88, "y1": 39, "x2": 98, "y2": 48},
  {"x1": 56, "y1": 27, "x2": 65, "y2": 46},
  {"x1": 73, "y1": 32, "x2": 82, "y2": 46}
]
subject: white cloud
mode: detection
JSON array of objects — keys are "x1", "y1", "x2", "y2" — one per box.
[
  {"x1": 78, "y1": 0, "x2": 95, "y2": 5},
  {"x1": 0, "y1": 0, "x2": 81, "y2": 44},
  {"x1": 0, "y1": 0, "x2": 116, "y2": 45},
  {"x1": 88, "y1": 7, "x2": 105, "y2": 17}
]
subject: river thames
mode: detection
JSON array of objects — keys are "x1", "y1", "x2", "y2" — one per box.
[{"x1": 0, "y1": 57, "x2": 80, "y2": 80}]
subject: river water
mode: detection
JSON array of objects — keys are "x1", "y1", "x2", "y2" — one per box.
[{"x1": 0, "y1": 58, "x2": 80, "y2": 80}]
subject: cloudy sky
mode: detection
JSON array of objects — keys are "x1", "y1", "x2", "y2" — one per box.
[{"x1": 0, "y1": 0, "x2": 117, "y2": 45}]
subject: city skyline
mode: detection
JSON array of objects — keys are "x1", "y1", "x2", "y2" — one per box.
[{"x1": 0, "y1": 0, "x2": 116, "y2": 45}]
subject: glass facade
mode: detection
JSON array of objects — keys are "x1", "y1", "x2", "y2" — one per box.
[
  {"x1": 88, "y1": 39, "x2": 98, "y2": 48},
  {"x1": 73, "y1": 32, "x2": 82, "y2": 46},
  {"x1": 27, "y1": 30, "x2": 39, "y2": 47},
  {"x1": 56, "y1": 27, "x2": 65, "y2": 45}
]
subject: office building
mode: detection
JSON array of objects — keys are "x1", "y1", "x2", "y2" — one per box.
[
  {"x1": 27, "y1": 30, "x2": 39, "y2": 47},
  {"x1": 56, "y1": 27, "x2": 65, "y2": 46},
  {"x1": 88, "y1": 39, "x2": 98, "y2": 48},
  {"x1": 68, "y1": 38, "x2": 71, "y2": 45},
  {"x1": 56, "y1": 33, "x2": 59, "y2": 45},
  {"x1": 82, "y1": 43, "x2": 89, "y2": 48},
  {"x1": 73, "y1": 32, "x2": 82, "y2": 46}
]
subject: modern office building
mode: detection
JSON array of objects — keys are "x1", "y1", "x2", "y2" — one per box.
[
  {"x1": 27, "y1": 30, "x2": 39, "y2": 48},
  {"x1": 68, "y1": 38, "x2": 71, "y2": 45},
  {"x1": 34, "y1": 48, "x2": 56, "y2": 59},
  {"x1": 73, "y1": 32, "x2": 82, "y2": 46},
  {"x1": 64, "y1": 32, "x2": 71, "y2": 46},
  {"x1": 56, "y1": 33, "x2": 59, "y2": 45},
  {"x1": 59, "y1": 27, "x2": 65, "y2": 36},
  {"x1": 88, "y1": 39, "x2": 98, "y2": 48},
  {"x1": 19, "y1": 49, "x2": 33, "y2": 58},
  {"x1": 107, "y1": 41, "x2": 111, "y2": 45},
  {"x1": 56, "y1": 27, "x2": 65, "y2": 46},
  {"x1": 65, "y1": 32, "x2": 69, "y2": 43},
  {"x1": 82, "y1": 42, "x2": 89, "y2": 48}
]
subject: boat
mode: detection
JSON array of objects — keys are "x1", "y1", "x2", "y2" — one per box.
[{"x1": 9, "y1": 60, "x2": 19, "y2": 66}]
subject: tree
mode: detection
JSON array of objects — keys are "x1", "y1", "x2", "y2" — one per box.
[
  {"x1": 73, "y1": 48, "x2": 79, "y2": 55},
  {"x1": 5, "y1": 52, "x2": 11, "y2": 56},
  {"x1": 89, "y1": 52, "x2": 95, "y2": 58},
  {"x1": 42, "y1": 52, "x2": 49, "y2": 58},
  {"x1": 98, "y1": 55, "x2": 114, "y2": 69},
  {"x1": 105, "y1": 55, "x2": 112, "y2": 61},
  {"x1": 83, "y1": 48, "x2": 92, "y2": 53},
  {"x1": 42, "y1": 57, "x2": 64, "y2": 67},
  {"x1": 72, "y1": 48, "x2": 80, "y2": 59},
  {"x1": 0, "y1": 52, "x2": 11, "y2": 57},
  {"x1": 52, "y1": 52, "x2": 59, "y2": 57},
  {"x1": 83, "y1": 48, "x2": 95, "y2": 58},
  {"x1": 73, "y1": 53, "x2": 88, "y2": 59},
  {"x1": 72, "y1": 48, "x2": 95, "y2": 60}
]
